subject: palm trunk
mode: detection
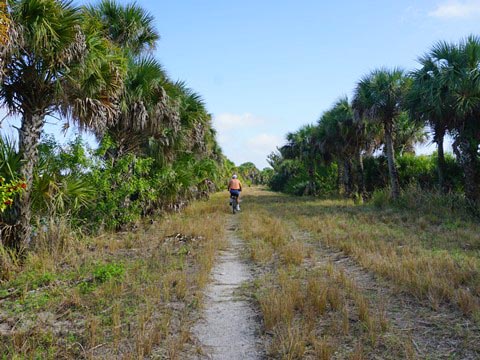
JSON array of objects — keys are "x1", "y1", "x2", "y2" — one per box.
[
  {"x1": 384, "y1": 121, "x2": 400, "y2": 199},
  {"x1": 14, "y1": 111, "x2": 44, "y2": 248},
  {"x1": 357, "y1": 151, "x2": 366, "y2": 199},
  {"x1": 434, "y1": 127, "x2": 446, "y2": 193},
  {"x1": 337, "y1": 163, "x2": 343, "y2": 195},
  {"x1": 452, "y1": 136, "x2": 480, "y2": 206},
  {"x1": 307, "y1": 165, "x2": 315, "y2": 195},
  {"x1": 343, "y1": 159, "x2": 353, "y2": 198}
]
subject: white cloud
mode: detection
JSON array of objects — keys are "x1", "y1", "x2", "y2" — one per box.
[
  {"x1": 211, "y1": 112, "x2": 283, "y2": 168},
  {"x1": 213, "y1": 112, "x2": 265, "y2": 132},
  {"x1": 247, "y1": 134, "x2": 284, "y2": 155},
  {"x1": 429, "y1": 0, "x2": 480, "y2": 19}
]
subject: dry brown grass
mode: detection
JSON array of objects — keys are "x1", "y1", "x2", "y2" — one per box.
[
  {"x1": 239, "y1": 187, "x2": 480, "y2": 359},
  {"x1": 245, "y1": 187, "x2": 480, "y2": 320},
  {"x1": 0, "y1": 193, "x2": 228, "y2": 359},
  {"x1": 296, "y1": 214, "x2": 480, "y2": 318},
  {"x1": 241, "y1": 191, "x2": 416, "y2": 359}
]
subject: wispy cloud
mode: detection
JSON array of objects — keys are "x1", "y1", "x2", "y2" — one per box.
[
  {"x1": 247, "y1": 134, "x2": 284, "y2": 155},
  {"x1": 212, "y1": 112, "x2": 282, "y2": 168},
  {"x1": 213, "y1": 112, "x2": 265, "y2": 132},
  {"x1": 429, "y1": 0, "x2": 480, "y2": 19}
]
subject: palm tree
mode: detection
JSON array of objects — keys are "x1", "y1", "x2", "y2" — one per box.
[
  {"x1": 0, "y1": 0, "x2": 126, "y2": 247},
  {"x1": 88, "y1": 1, "x2": 186, "y2": 165},
  {"x1": 425, "y1": 36, "x2": 480, "y2": 205},
  {"x1": 392, "y1": 112, "x2": 427, "y2": 156},
  {"x1": 353, "y1": 68, "x2": 411, "y2": 199},
  {"x1": 317, "y1": 97, "x2": 369, "y2": 198},
  {"x1": 409, "y1": 36, "x2": 480, "y2": 204},
  {"x1": 407, "y1": 54, "x2": 455, "y2": 192},
  {"x1": 86, "y1": 0, "x2": 159, "y2": 57},
  {"x1": 280, "y1": 125, "x2": 318, "y2": 195},
  {"x1": 105, "y1": 57, "x2": 177, "y2": 160}
]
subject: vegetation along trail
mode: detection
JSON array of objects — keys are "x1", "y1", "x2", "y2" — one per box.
[{"x1": 233, "y1": 187, "x2": 479, "y2": 359}]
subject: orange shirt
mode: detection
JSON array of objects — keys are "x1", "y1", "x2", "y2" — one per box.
[{"x1": 228, "y1": 179, "x2": 242, "y2": 190}]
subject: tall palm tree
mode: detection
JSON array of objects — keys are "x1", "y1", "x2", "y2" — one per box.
[
  {"x1": 156, "y1": 81, "x2": 213, "y2": 162},
  {"x1": 0, "y1": 0, "x2": 126, "y2": 247},
  {"x1": 87, "y1": 0, "x2": 182, "y2": 162},
  {"x1": 353, "y1": 68, "x2": 411, "y2": 199},
  {"x1": 407, "y1": 54, "x2": 455, "y2": 192},
  {"x1": 106, "y1": 57, "x2": 177, "y2": 159},
  {"x1": 317, "y1": 97, "x2": 369, "y2": 197},
  {"x1": 421, "y1": 36, "x2": 480, "y2": 204},
  {"x1": 280, "y1": 125, "x2": 318, "y2": 195},
  {"x1": 86, "y1": 0, "x2": 159, "y2": 57}
]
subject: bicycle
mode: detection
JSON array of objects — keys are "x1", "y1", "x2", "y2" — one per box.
[{"x1": 230, "y1": 194, "x2": 239, "y2": 214}]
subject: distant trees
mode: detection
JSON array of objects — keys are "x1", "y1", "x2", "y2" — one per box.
[
  {"x1": 237, "y1": 162, "x2": 261, "y2": 185},
  {"x1": 269, "y1": 36, "x2": 480, "y2": 207},
  {"x1": 281, "y1": 125, "x2": 319, "y2": 195}
]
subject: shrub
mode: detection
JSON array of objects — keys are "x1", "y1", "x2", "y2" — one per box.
[{"x1": 0, "y1": 177, "x2": 26, "y2": 213}]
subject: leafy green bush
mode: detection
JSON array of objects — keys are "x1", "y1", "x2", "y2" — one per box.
[
  {"x1": 268, "y1": 158, "x2": 337, "y2": 196},
  {"x1": 395, "y1": 184, "x2": 475, "y2": 219},
  {"x1": 364, "y1": 153, "x2": 463, "y2": 193},
  {"x1": 397, "y1": 154, "x2": 435, "y2": 187},
  {"x1": 0, "y1": 177, "x2": 26, "y2": 212}
]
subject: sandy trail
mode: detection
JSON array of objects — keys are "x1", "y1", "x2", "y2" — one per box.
[{"x1": 191, "y1": 216, "x2": 264, "y2": 360}]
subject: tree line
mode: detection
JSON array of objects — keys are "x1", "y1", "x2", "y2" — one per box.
[
  {"x1": 0, "y1": 0, "x2": 240, "y2": 249},
  {"x1": 268, "y1": 36, "x2": 480, "y2": 209}
]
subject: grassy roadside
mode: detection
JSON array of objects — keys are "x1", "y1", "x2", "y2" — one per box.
[
  {"x1": 240, "y1": 205, "x2": 409, "y2": 359},
  {"x1": 0, "y1": 193, "x2": 227, "y2": 359},
  {"x1": 239, "y1": 187, "x2": 480, "y2": 359},
  {"x1": 262, "y1": 191, "x2": 480, "y2": 319}
]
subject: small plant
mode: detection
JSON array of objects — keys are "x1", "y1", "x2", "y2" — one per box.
[
  {"x1": 280, "y1": 240, "x2": 304, "y2": 265},
  {"x1": 93, "y1": 262, "x2": 125, "y2": 283},
  {"x1": 370, "y1": 188, "x2": 390, "y2": 208},
  {"x1": 0, "y1": 177, "x2": 26, "y2": 212}
]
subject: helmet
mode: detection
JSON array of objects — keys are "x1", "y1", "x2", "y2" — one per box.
[{"x1": 232, "y1": 174, "x2": 238, "y2": 179}]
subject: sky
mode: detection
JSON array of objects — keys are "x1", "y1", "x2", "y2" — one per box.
[{"x1": 2, "y1": 0, "x2": 480, "y2": 168}]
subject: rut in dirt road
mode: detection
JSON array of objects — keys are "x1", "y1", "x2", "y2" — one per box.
[{"x1": 191, "y1": 216, "x2": 264, "y2": 360}]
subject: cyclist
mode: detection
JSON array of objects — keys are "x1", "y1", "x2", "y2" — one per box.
[{"x1": 228, "y1": 174, "x2": 242, "y2": 211}]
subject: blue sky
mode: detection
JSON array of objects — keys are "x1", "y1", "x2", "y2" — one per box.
[{"x1": 2, "y1": 0, "x2": 480, "y2": 168}]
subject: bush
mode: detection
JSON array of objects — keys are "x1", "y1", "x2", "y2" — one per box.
[
  {"x1": 395, "y1": 184, "x2": 475, "y2": 219},
  {"x1": 364, "y1": 153, "x2": 463, "y2": 193},
  {"x1": 268, "y1": 159, "x2": 337, "y2": 196}
]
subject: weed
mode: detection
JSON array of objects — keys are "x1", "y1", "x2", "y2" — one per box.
[
  {"x1": 93, "y1": 262, "x2": 125, "y2": 283},
  {"x1": 313, "y1": 336, "x2": 334, "y2": 360},
  {"x1": 280, "y1": 240, "x2": 304, "y2": 266}
]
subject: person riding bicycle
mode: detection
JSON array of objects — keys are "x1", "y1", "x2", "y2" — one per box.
[{"x1": 228, "y1": 174, "x2": 242, "y2": 211}]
